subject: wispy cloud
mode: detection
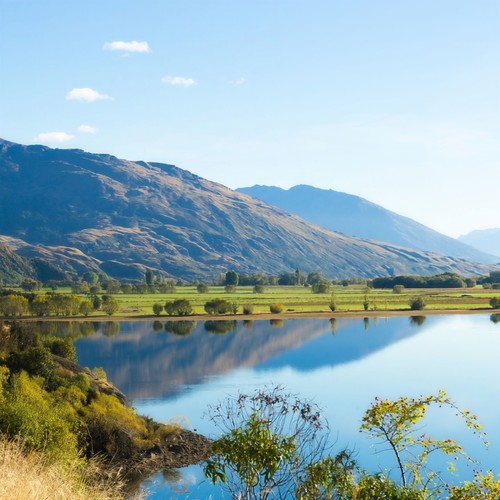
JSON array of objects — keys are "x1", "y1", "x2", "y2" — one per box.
[
  {"x1": 232, "y1": 76, "x2": 246, "y2": 85},
  {"x1": 161, "y1": 76, "x2": 196, "y2": 87},
  {"x1": 34, "y1": 132, "x2": 74, "y2": 143},
  {"x1": 78, "y1": 124, "x2": 98, "y2": 134},
  {"x1": 103, "y1": 40, "x2": 151, "y2": 53},
  {"x1": 66, "y1": 87, "x2": 111, "y2": 102}
]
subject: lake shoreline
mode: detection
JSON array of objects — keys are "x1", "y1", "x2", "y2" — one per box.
[{"x1": 12, "y1": 308, "x2": 500, "y2": 323}]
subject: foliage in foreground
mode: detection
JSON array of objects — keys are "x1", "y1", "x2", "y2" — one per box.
[
  {"x1": 0, "y1": 322, "x2": 181, "y2": 466},
  {"x1": 204, "y1": 386, "x2": 500, "y2": 499}
]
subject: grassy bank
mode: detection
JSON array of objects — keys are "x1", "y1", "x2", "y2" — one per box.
[{"x1": 0, "y1": 435, "x2": 129, "y2": 500}]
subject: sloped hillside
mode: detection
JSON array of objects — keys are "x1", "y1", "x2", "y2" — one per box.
[
  {"x1": 0, "y1": 243, "x2": 36, "y2": 284},
  {"x1": 0, "y1": 139, "x2": 494, "y2": 280},
  {"x1": 237, "y1": 185, "x2": 497, "y2": 264}
]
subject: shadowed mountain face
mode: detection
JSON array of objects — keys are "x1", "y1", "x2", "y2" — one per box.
[
  {"x1": 459, "y1": 229, "x2": 500, "y2": 259},
  {"x1": 0, "y1": 139, "x2": 495, "y2": 280},
  {"x1": 236, "y1": 185, "x2": 498, "y2": 264}
]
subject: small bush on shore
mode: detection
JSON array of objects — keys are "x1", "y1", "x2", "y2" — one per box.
[{"x1": 269, "y1": 303, "x2": 284, "y2": 314}]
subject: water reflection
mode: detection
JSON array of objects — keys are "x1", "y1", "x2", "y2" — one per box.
[
  {"x1": 165, "y1": 321, "x2": 197, "y2": 336},
  {"x1": 204, "y1": 320, "x2": 236, "y2": 334},
  {"x1": 409, "y1": 315, "x2": 426, "y2": 327},
  {"x1": 491, "y1": 314, "x2": 500, "y2": 324},
  {"x1": 71, "y1": 317, "x2": 422, "y2": 400},
  {"x1": 102, "y1": 321, "x2": 120, "y2": 337},
  {"x1": 152, "y1": 320, "x2": 163, "y2": 332}
]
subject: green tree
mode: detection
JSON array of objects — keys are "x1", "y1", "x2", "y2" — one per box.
[
  {"x1": 253, "y1": 285, "x2": 265, "y2": 294},
  {"x1": 197, "y1": 283, "x2": 209, "y2": 293},
  {"x1": 71, "y1": 281, "x2": 89, "y2": 294},
  {"x1": 20, "y1": 279, "x2": 41, "y2": 292},
  {"x1": 311, "y1": 282, "x2": 330, "y2": 294},
  {"x1": 104, "y1": 280, "x2": 121, "y2": 294},
  {"x1": 0, "y1": 295, "x2": 29, "y2": 317},
  {"x1": 82, "y1": 271, "x2": 99, "y2": 285},
  {"x1": 360, "y1": 390, "x2": 486, "y2": 495},
  {"x1": 30, "y1": 295, "x2": 51, "y2": 317},
  {"x1": 204, "y1": 299, "x2": 232, "y2": 315},
  {"x1": 152, "y1": 303, "x2": 163, "y2": 316},
  {"x1": 102, "y1": 297, "x2": 119, "y2": 316},
  {"x1": 145, "y1": 269, "x2": 155, "y2": 286},
  {"x1": 204, "y1": 386, "x2": 333, "y2": 499},
  {"x1": 225, "y1": 271, "x2": 239, "y2": 286},
  {"x1": 164, "y1": 299, "x2": 192, "y2": 316},
  {"x1": 79, "y1": 299, "x2": 93, "y2": 317}
]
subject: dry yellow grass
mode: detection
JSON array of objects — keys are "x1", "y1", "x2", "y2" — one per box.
[{"x1": 0, "y1": 435, "x2": 137, "y2": 500}]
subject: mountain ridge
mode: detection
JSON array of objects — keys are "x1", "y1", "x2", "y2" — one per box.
[
  {"x1": 0, "y1": 138, "x2": 496, "y2": 281},
  {"x1": 236, "y1": 184, "x2": 498, "y2": 264}
]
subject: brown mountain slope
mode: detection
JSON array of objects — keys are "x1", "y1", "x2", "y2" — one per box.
[{"x1": 0, "y1": 139, "x2": 495, "y2": 280}]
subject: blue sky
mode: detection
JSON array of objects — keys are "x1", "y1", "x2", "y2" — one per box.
[{"x1": 1, "y1": 0, "x2": 499, "y2": 238}]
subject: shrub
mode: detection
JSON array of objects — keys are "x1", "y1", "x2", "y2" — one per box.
[
  {"x1": 269, "y1": 303, "x2": 284, "y2": 314},
  {"x1": 409, "y1": 296, "x2": 426, "y2": 311},
  {"x1": 490, "y1": 297, "x2": 500, "y2": 309},
  {"x1": 393, "y1": 285, "x2": 405, "y2": 294},
  {"x1": 0, "y1": 372, "x2": 80, "y2": 462},
  {"x1": 242, "y1": 304, "x2": 254, "y2": 315},
  {"x1": 197, "y1": 283, "x2": 209, "y2": 293},
  {"x1": 253, "y1": 285, "x2": 265, "y2": 294},
  {"x1": 311, "y1": 283, "x2": 330, "y2": 294},
  {"x1": 164, "y1": 299, "x2": 192, "y2": 316},
  {"x1": 225, "y1": 285, "x2": 236, "y2": 293},
  {"x1": 204, "y1": 299, "x2": 231, "y2": 315},
  {"x1": 44, "y1": 337, "x2": 77, "y2": 362}
]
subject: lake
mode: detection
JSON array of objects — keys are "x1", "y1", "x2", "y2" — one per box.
[{"x1": 55, "y1": 314, "x2": 500, "y2": 497}]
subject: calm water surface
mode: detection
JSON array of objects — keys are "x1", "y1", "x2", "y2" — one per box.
[{"x1": 58, "y1": 314, "x2": 500, "y2": 497}]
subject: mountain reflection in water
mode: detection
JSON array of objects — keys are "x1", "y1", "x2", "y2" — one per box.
[{"x1": 71, "y1": 317, "x2": 421, "y2": 400}]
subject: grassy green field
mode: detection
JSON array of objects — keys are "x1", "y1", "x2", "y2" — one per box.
[{"x1": 17, "y1": 285, "x2": 500, "y2": 318}]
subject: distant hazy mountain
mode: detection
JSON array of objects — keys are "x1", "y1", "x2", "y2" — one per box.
[
  {"x1": 459, "y1": 229, "x2": 500, "y2": 259},
  {"x1": 236, "y1": 185, "x2": 497, "y2": 264},
  {"x1": 0, "y1": 139, "x2": 495, "y2": 281}
]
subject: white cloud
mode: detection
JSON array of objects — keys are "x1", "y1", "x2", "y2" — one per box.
[
  {"x1": 34, "y1": 132, "x2": 74, "y2": 143},
  {"x1": 103, "y1": 40, "x2": 151, "y2": 53},
  {"x1": 66, "y1": 87, "x2": 111, "y2": 102},
  {"x1": 78, "y1": 124, "x2": 98, "y2": 134},
  {"x1": 161, "y1": 76, "x2": 196, "y2": 87}
]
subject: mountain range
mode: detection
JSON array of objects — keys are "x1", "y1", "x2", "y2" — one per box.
[
  {"x1": 0, "y1": 138, "x2": 496, "y2": 282},
  {"x1": 236, "y1": 185, "x2": 498, "y2": 263},
  {"x1": 459, "y1": 228, "x2": 500, "y2": 258}
]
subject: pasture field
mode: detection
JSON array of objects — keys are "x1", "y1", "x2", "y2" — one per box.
[{"x1": 16, "y1": 284, "x2": 500, "y2": 318}]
